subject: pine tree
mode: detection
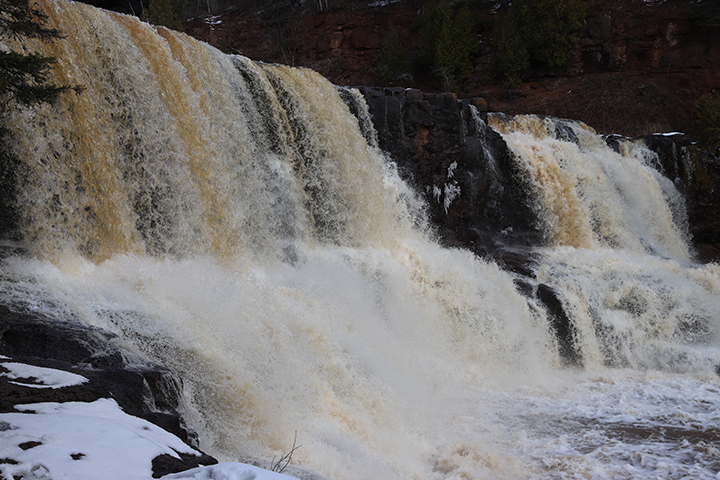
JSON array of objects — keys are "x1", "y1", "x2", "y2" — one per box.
[
  {"x1": 695, "y1": 94, "x2": 720, "y2": 153},
  {"x1": 493, "y1": 8, "x2": 529, "y2": 87},
  {"x1": 1, "y1": 0, "x2": 79, "y2": 238},
  {"x1": 379, "y1": 28, "x2": 412, "y2": 86},
  {"x1": 434, "y1": 4, "x2": 478, "y2": 89},
  {"x1": 0, "y1": 0, "x2": 75, "y2": 106},
  {"x1": 520, "y1": 0, "x2": 589, "y2": 68},
  {"x1": 141, "y1": 0, "x2": 185, "y2": 32},
  {"x1": 494, "y1": 0, "x2": 589, "y2": 83},
  {"x1": 415, "y1": 0, "x2": 479, "y2": 91}
]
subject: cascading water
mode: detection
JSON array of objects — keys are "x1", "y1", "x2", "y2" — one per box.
[
  {"x1": 489, "y1": 113, "x2": 720, "y2": 372},
  {"x1": 1, "y1": 1, "x2": 720, "y2": 479},
  {"x1": 489, "y1": 114, "x2": 691, "y2": 259}
]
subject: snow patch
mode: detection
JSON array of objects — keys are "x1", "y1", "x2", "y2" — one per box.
[
  {"x1": 1, "y1": 362, "x2": 88, "y2": 389},
  {"x1": 447, "y1": 161, "x2": 457, "y2": 179},
  {"x1": 432, "y1": 185, "x2": 442, "y2": 203},
  {"x1": 0, "y1": 398, "x2": 300, "y2": 480},
  {"x1": 202, "y1": 15, "x2": 223, "y2": 26}
]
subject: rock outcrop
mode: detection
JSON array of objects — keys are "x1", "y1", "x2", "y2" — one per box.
[
  {"x1": 352, "y1": 86, "x2": 720, "y2": 264},
  {"x1": 354, "y1": 87, "x2": 541, "y2": 256},
  {"x1": 637, "y1": 134, "x2": 720, "y2": 263},
  {"x1": 351, "y1": 86, "x2": 720, "y2": 366}
]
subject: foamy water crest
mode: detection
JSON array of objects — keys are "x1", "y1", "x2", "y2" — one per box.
[{"x1": 1, "y1": 1, "x2": 719, "y2": 479}]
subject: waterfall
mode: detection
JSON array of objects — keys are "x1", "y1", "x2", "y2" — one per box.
[
  {"x1": 5, "y1": 2, "x2": 414, "y2": 260},
  {"x1": 1, "y1": 1, "x2": 720, "y2": 479},
  {"x1": 489, "y1": 113, "x2": 720, "y2": 371},
  {"x1": 488, "y1": 114, "x2": 691, "y2": 260}
]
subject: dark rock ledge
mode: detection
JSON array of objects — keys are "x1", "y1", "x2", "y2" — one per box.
[
  {"x1": 0, "y1": 303, "x2": 218, "y2": 478},
  {"x1": 352, "y1": 86, "x2": 542, "y2": 257}
]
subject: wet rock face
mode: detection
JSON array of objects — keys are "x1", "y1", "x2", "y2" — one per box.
[
  {"x1": 354, "y1": 86, "x2": 720, "y2": 264},
  {"x1": 686, "y1": 151, "x2": 720, "y2": 263},
  {"x1": 152, "y1": 451, "x2": 219, "y2": 478},
  {"x1": 0, "y1": 303, "x2": 219, "y2": 475},
  {"x1": 355, "y1": 87, "x2": 542, "y2": 256}
]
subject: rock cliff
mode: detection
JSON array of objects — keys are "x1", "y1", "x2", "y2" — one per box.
[{"x1": 351, "y1": 87, "x2": 541, "y2": 256}]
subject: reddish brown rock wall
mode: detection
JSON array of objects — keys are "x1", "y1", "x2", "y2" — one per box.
[{"x1": 185, "y1": 0, "x2": 720, "y2": 137}]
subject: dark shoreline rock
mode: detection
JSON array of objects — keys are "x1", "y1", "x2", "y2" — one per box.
[
  {"x1": 152, "y1": 451, "x2": 219, "y2": 478},
  {"x1": 0, "y1": 303, "x2": 219, "y2": 476}
]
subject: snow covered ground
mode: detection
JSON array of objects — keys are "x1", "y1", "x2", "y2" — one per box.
[{"x1": 0, "y1": 359, "x2": 300, "y2": 480}]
